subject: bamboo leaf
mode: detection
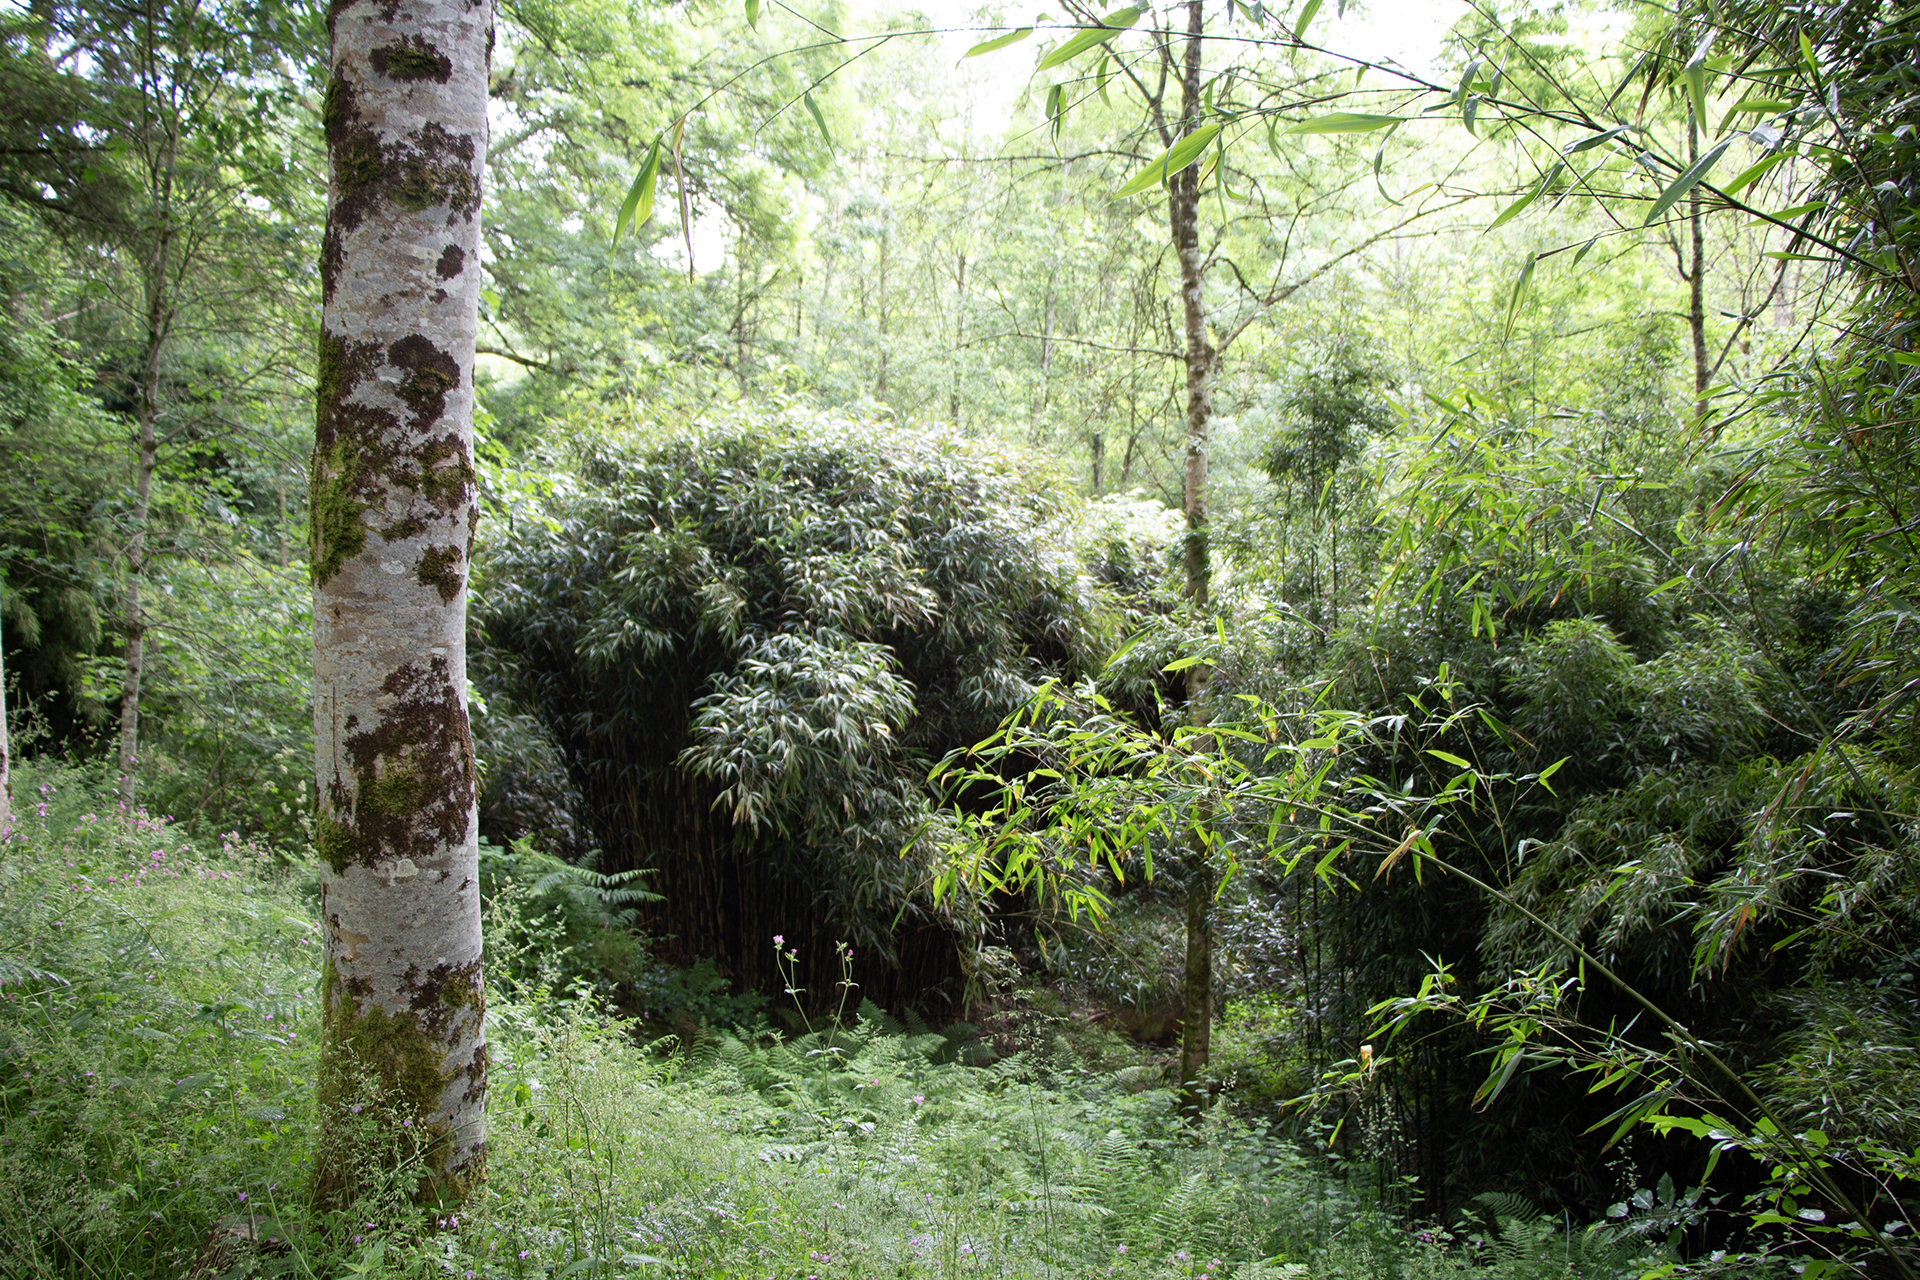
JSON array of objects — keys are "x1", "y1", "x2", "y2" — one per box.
[
  {"x1": 1284, "y1": 112, "x2": 1402, "y2": 134},
  {"x1": 1720, "y1": 147, "x2": 1787, "y2": 196},
  {"x1": 802, "y1": 90, "x2": 833, "y2": 152},
  {"x1": 1683, "y1": 28, "x2": 1714, "y2": 127},
  {"x1": 1475, "y1": 1047, "x2": 1526, "y2": 1106},
  {"x1": 1488, "y1": 161, "x2": 1564, "y2": 230},
  {"x1": 1034, "y1": 7, "x2": 1141, "y2": 71},
  {"x1": 1292, "y1": 0, "x2": 1321, "y2": 41},
  {"x1": 963, "y1": 27, "x2": 1032, "y2": 58},
  {"x1": 612, "y1": 137, "x2": 664, "y2": 248},
  {"x1": 1114, "y1": 120, "x2": 1223, "y2": 197},
  {"x1": 1761, "y1": 200, "x2": 1826, "y2": 221},
  {"x1": 745, "y1": 0, "x2": 759, "y2": 28},
  {"x1": 1642, "y1": 136, "x2": 1733, "y2": 225},
  {"x1": 1562, "y1": 123, "x2": 1631, "y2": 154},
  {"x1": 1503, "y1": 252, "x2": 1536, "y2": 340},
  {"x1": 1723, "y1": 97, "x2": 1795, "y2": 115}
]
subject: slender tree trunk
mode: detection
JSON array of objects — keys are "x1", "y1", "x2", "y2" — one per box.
[
  {"x1": 0, "y1": 586, "x2": 11, "y2": 835},
  {"x1": 1034, "y1": 273, "x2": 1055, "y2": 442},
  {"x1": 116, "y1": 420, "x2": 155, "y2": 807},
  {"x1": 311, "y1": 0, "x2": 492, "y2": 1207},
  {"x1": 876, "y1": 229, "x2": 889, "y2": 398},
  {"x1": 1687, "y1": 115, "x2": 1709, "y2": 422},
  {"x1": 951, "y1": 250, "x2": 966, "y2": 426},
  {"x1": 1170, "y1": 0, "x2": 1216, "y2": 1108},
  {"x1": 117, "y1": 148, "x2": 174, "y2": 809}
]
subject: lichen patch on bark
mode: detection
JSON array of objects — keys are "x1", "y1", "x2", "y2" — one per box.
[
  {"x1": 322, "y1": 656, "x2": 475, "y2": 873},
  {"x1": 388, "y1": 333, "x2": 460, "y2": 425},
  {"x1": 416, "y1": 545, "x2": 463, "y2": 602},
  {"x1": 370, "y1": 34, "x2": 451, "y2": 82}
]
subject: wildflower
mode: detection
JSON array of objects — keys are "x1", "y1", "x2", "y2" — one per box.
[
  {"x1": 518, "y1": 1251, "x2": 530, "y2": 1259},
  {"x1": 913, "y1": 1094, "x2": 925, "y2": 1105},
  {"x1": 773, "y1": 934, "x2": 784, "y2": 945},
  {"x1": 237, "y1": 1192, "x2": 248, "y2": 1202}
]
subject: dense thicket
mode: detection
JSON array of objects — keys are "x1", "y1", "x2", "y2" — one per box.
[{"x1": 475, "y1": 410, "x2": 1125, "y2": 1009}]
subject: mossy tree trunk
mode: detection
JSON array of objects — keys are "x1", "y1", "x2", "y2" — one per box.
[
  {"x1": 311, "y1": 0, "x2": 491, "y2": 1209},
  {"x1": 1166, "y1": 0, "x2": 1216, "y2": 1109}
]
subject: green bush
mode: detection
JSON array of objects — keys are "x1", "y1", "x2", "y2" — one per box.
[{"x1": 477, "y1": 406, "x2": 1126, "y2": 1010}]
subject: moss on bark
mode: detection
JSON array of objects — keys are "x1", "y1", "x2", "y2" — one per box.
[{"x1": 314, "y1": 956, "x2": 486, "y2": 1209}]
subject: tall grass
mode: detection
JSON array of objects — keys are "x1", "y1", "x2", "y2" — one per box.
[{"x1": 0, "y1": 763, "x2": 1676, "y2": 1278}]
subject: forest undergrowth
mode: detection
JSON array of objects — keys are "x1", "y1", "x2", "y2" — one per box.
[{"x1": 0, "y1": 763, "x2": 1684, "y2": 1280}]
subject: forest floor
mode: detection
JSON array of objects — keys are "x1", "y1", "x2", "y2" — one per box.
[{"x1": 0, "y1": 763, "x2": 1687, "y2": 1279}]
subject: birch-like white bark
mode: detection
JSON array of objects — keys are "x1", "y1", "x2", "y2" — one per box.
[{"x1": 311, "y1": 0, "x2": 491, "y2": 1205}]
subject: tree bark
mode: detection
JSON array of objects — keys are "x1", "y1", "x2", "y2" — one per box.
[
  {"x1": 951, "y1": 250, "x2": 966, "y2": 425},
  {"x1": 311, "y1": 0, "x2": 492, "y2": 1208},
  {"x1": 116, "y1": 57, "x2": 178, "y2": 810},
  {"x1": 117, "y1": 312, "x2": 163, "y2": 808},
  {"x1": 1169, "y1": 0, "x2": 1216, "y2": 1109},
  {"x1": 1687, "y1": 114, "x2": 1709, "y2": 423},
  {"x1": 0, "y1": 586, "x2": 11, "y2": 835}
]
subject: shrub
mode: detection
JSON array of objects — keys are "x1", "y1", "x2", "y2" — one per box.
[{"x1": 476, "y1": 406, "x2": 1123, "y2": 1010}]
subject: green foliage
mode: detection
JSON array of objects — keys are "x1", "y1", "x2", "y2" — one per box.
[
  {"x1": 478, "y1": 405, "x2": 1121, "y2": 1006},
  {"x1": 1211, "y1": 994, "x2": 1308, "y2": 1113},
  {"x1": 0, "y1": 764, "x2": 321, "y2": 1277},
  {"x1": 478, "y1": 837, "x2": 659, "y2": 1002},
  {"x1": 0, "y1": 760, "x2": 1665, "y2": 1280}
]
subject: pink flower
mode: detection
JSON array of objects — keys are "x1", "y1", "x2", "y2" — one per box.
[{"x1": 773, "y1": 935, "x2": 784, "y2": 945}]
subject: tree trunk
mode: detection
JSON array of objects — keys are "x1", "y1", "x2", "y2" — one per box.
[
  {"x1": 117, "y1": 352, "x2": 161, "y2": 808},
  {"x1": 1688, "y1": 114, "x2": 1709, "y2": 422},
  {"x1": 116, "y1": 125, "x2": 175, "y2": 809},
  {"x1": 311, "y1": 0, "x2": 492, "y2": 1208},
  {"x1": 1169, "y1": 0, "x2": 1216, "y2": 1109},
  {"x1": 1034, "y1": 273, "x2": 1055, "y2": 442},
  {"x1": 0, "y1": 587, "x2": 11, "y2": 835},
  {"x1": 951, "y1": 250, "x2": 966, "y2": 426},
  {"x1": 876, "y1": 229, "x2": 889, "y2": 398}
]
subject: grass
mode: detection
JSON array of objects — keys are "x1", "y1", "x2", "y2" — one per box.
[{"x1": 0, "y1": 763, "x2": 1675, "y2": 1279}]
